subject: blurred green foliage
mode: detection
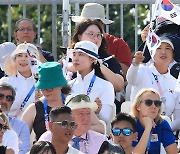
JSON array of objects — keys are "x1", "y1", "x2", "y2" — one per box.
[{"x1": 0, "y1": 3, "x2": 149, "y2": 58}]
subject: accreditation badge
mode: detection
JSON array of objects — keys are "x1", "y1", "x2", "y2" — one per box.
[{"x1": 151, "y1": 134, "x2": 158, "y2": 142}]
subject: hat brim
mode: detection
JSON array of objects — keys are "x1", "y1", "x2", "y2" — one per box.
[
  {"x1": 139, "y1": 33, "x2": 180, "y2": 63},
  {"x1": 69, "y1": 49, "x2": 98, "y2": 60},
  {"x1": 72, "y1": 16, "x2": 114, "y2": 25},
  {"x1": 35, "y1": 78, "x2": 67, "y2": 89}
]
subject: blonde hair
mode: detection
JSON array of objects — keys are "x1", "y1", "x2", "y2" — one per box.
[
  {"x1": 0, "y1": 112, "x2": 11, "y2": 129},
  {"x1": 130, "y1": 88, "x2": 163, "y2": 123}
]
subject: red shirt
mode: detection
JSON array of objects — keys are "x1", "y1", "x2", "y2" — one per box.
[{"x1": 105, "y1": 33, "x2": 132, "y2": 66}]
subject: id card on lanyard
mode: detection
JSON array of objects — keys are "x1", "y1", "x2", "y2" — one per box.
[{"x1": 14, "y1": 85, "x2": 35, "y2": 117}]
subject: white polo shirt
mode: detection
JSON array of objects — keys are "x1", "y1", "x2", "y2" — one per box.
[
  {"x1": 69, "y1": 70, "x2": 115, "y2": 125},
  {"x1": 127, "y1": 63, "x2": 179, "y2": 117},
  {"x1": 0, "y1": 72, "x2": 36, "y2": 118}
]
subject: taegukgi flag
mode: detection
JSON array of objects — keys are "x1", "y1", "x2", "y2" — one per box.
[
  {"x1": 156, "y1": 0, "x2": 180, "y2": 25},
  {"x1": 146, "y1": 26, "x2": 161, "y2": 57}
]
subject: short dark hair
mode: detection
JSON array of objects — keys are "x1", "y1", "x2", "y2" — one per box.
[
  {"x1": 0, "y1": 82, "x2": 16, "y2": 98},
  {"x1": 15, "y1": 18, "x2": 36, "y2": 32},
  {"x1": 49, "y1": 106, "x2": 72, "y2": 122},
  {"x1": 30, "y1": 141, "x2": 56, "y2": 154},
  {"x1": 111, "y1": 112, "x2": 137, "y2": 132}
]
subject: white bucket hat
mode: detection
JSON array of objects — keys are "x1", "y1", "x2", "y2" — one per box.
[
  {"x1": 0, "y1": 42, "x2": 16, "y2": 71},
  {"x1": 72, "y1": 3, "x2": 114, "y2": 25},
  {"x1": 71, "y1": 41, "x2": 99, "y2": 60},
  {"x1": 65, "y1": 94, "x2": 98, "y2": 111},
  {"x1": 4, "y1": 43, "x2": 40, "y2": 76}
]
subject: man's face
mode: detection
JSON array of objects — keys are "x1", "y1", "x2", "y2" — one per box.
[
  {"x1": 50, "y1": 113, "x2": 76, "y2": 143},
  {"x1": 111, "y1": 120, "x2": 137, "y2": 150},
  {"x1": 0, "y1": 89, "x2": 14, "y2": 113},
  {"x1": 72, "y1": 108, "x2": 91, "y2": 134},
  {"x1": 14, "y1": 20, "x2": 36, "y2": 44}
]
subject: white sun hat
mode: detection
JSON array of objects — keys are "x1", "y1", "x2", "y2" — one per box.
[
  {"x1": 65, "y1": 94, "x2": 98, "y2": 111},
  {"x1": 4, "y1": 43, "x2": 39, "y2": 76},
  {"x1": 0, "y1": 42, "x2": 16, "y2": 71},
  {"x1": 72, "y1": 3, "x2": 114, "y2": 25},
  {"x1": 71, "y1": 41, "x2": 99, "y2": 60}
]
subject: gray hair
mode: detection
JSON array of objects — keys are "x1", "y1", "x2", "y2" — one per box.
[{"x1": 0, "y1": 82, "x2": 16, "y2": 98}]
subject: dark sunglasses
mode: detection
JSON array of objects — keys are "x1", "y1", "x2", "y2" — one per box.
[
  {"x1": 142, "y1": 99, "x2": 162, "y2": 107},
  {"x1": 53, "y1": 120, "x2": 78, "y2": 130},
  {"x1": 112, "y1": 128, "x2": 133, "y2": 136},
  {"x1": 40, "y1": 88, "x2": 53, "y2": 92},
  {"x1": 0, "y1": 93, "x2": 14, "y2": 102},
  {"x1": 0, "y1": 123, "x2": 8, "y2": 131},
  {"x1": 66, "y1": 94, "x2": 90, "y2": 105}
]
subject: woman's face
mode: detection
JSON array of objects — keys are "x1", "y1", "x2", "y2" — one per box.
[
  {"x1": 14, "y1": 53, "x2": 31, "y2": 73},
  {"x1": 72, "y1": 52, "x2": 95, "y2": 75},
  {"x1": 136, "y1": 92, "x2": 161, "y2": 120},
  {"x1": 79, "y1": 25, "x2": 102, "y2": 48},
  {"x1": 154, "y1": 42, "x2": 174, "y2": 66}
]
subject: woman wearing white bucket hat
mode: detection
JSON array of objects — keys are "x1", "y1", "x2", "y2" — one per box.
[
  {"x1": 0, "y1": 43, "x2": 41, "y2": 119},
  {"x1": 69, "y1": 40, "x2": 115, "y2": 134}
]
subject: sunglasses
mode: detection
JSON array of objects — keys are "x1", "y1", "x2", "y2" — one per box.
[
  {"x1": 41, "y1": 88, "x2": 53, "y2": 92},
  {"x1": 53, "y1": 120, "x2": 78, "y2": 130},
  {"x1": 66, "y1": 94, "x2": 90, "y2": 105},
  {"x1": 112, "y1": 128, "x2": 133, "y2": 136},
  {"x1": 142, "y1": 99, "x2": 162, "y2": 107},
  {"x1": 0, "y1": 123, "x2": 8, "y2": 131},
  {"x1": 0, "y1": 93, "x2": 14, "y2": 102}
]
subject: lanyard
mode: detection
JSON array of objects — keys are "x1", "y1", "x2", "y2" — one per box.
[
  {"x1": 146, "y1": 132, "x2": 152, "y2": 153},
  {"x1": 14, "y1": 85, "x2": 35, "y2": 117},
  {"x1": 86, "y1": 74, "x2": 96, "y2": 96},
  {"x1": 43, "y1": 99, "x2": 49, "y2": 130},
  {"x1": 71, "y1": 74, "x2": 96, "y2": 96},
  {"x1": 152, "y1": 73, "x2": 164, "y2": 97}
]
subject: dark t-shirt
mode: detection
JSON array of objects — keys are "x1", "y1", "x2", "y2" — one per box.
[
  {"x1": 33, "y1": 101, "x2": 52, "y2": 141},
  {"x1": 0, "y1": 146, "x2": 7, "y2": 154}
]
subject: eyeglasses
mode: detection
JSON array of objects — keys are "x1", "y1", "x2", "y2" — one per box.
[
  {"x1": 53, "y1": 120, "x2": 78, "y2": 130},
  {"x1": 41, "y1": 88, "x2": 53, "y2": 92},
  {"x1": 66, "y1": 94, "x2": 90, "y2": 105},
  {"x1": 0, "y1": 124, "x2": 8, "y2": 131},
  {"x1": 0, "y1": 93, "x2": 14, "y2": 102},
  {"x1": 141, "y1": 99, "x2": 162, "y2": 107},
  {"x1": 112, "y1": 128, "x2": 133, "y2": 136},
  {"x1": 84, "y1": 32, "x2": 103, "y2": 40},
  {"x1": 16, "y1": 27, "x2": 34, "y2": 32}
]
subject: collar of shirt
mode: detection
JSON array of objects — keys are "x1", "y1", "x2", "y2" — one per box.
[
  {"x1": 72, "y1": 132, "x2": 87, "y2": 141},
  {"x1": 17, "y1": 72, "x2": 35, "y2": 81},
  {"x1": 77, "y1": 70, "x2": 95, "y2": 82},
  {"x1": 149, "y1": 63, "x2": 171, "y2": 78}
]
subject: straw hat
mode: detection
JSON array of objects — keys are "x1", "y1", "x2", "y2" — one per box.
[
  {"x1": 71, "y1": 41, "x2": 99, "y2": 60},
  {"x1": 35, "y1": 62, "x2": 67, "y2": 90},
  {"x1": 72, "y1": 3, "x2": 114, "y2": 25},
  {"x1": 4, "y1": 43, "x2": 39, "y2": 76},
  {"x1": 65, "y1": 94, "x2": 98, "y2": 111},
  {"x1": 0, "y1": 42, "x2": 16, "y2": 71}
]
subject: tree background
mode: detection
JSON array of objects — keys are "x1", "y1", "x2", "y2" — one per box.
[{"x1": 0, "y1": 3, "x2": 149, "y2": 58}]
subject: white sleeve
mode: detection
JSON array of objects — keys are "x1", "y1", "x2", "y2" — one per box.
[
  {"x1": 171, "y1": 109, "x2": 180, "y2": 131},
  {"x1": 126, "y1": 64, "x2": 141, "y2": 86},
  {"x1": 98, "y1": 104, "x2": 113, "y2": 125},
  {"x1": 2, "y1": 129, "x2": 19, "y2": 154}
]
